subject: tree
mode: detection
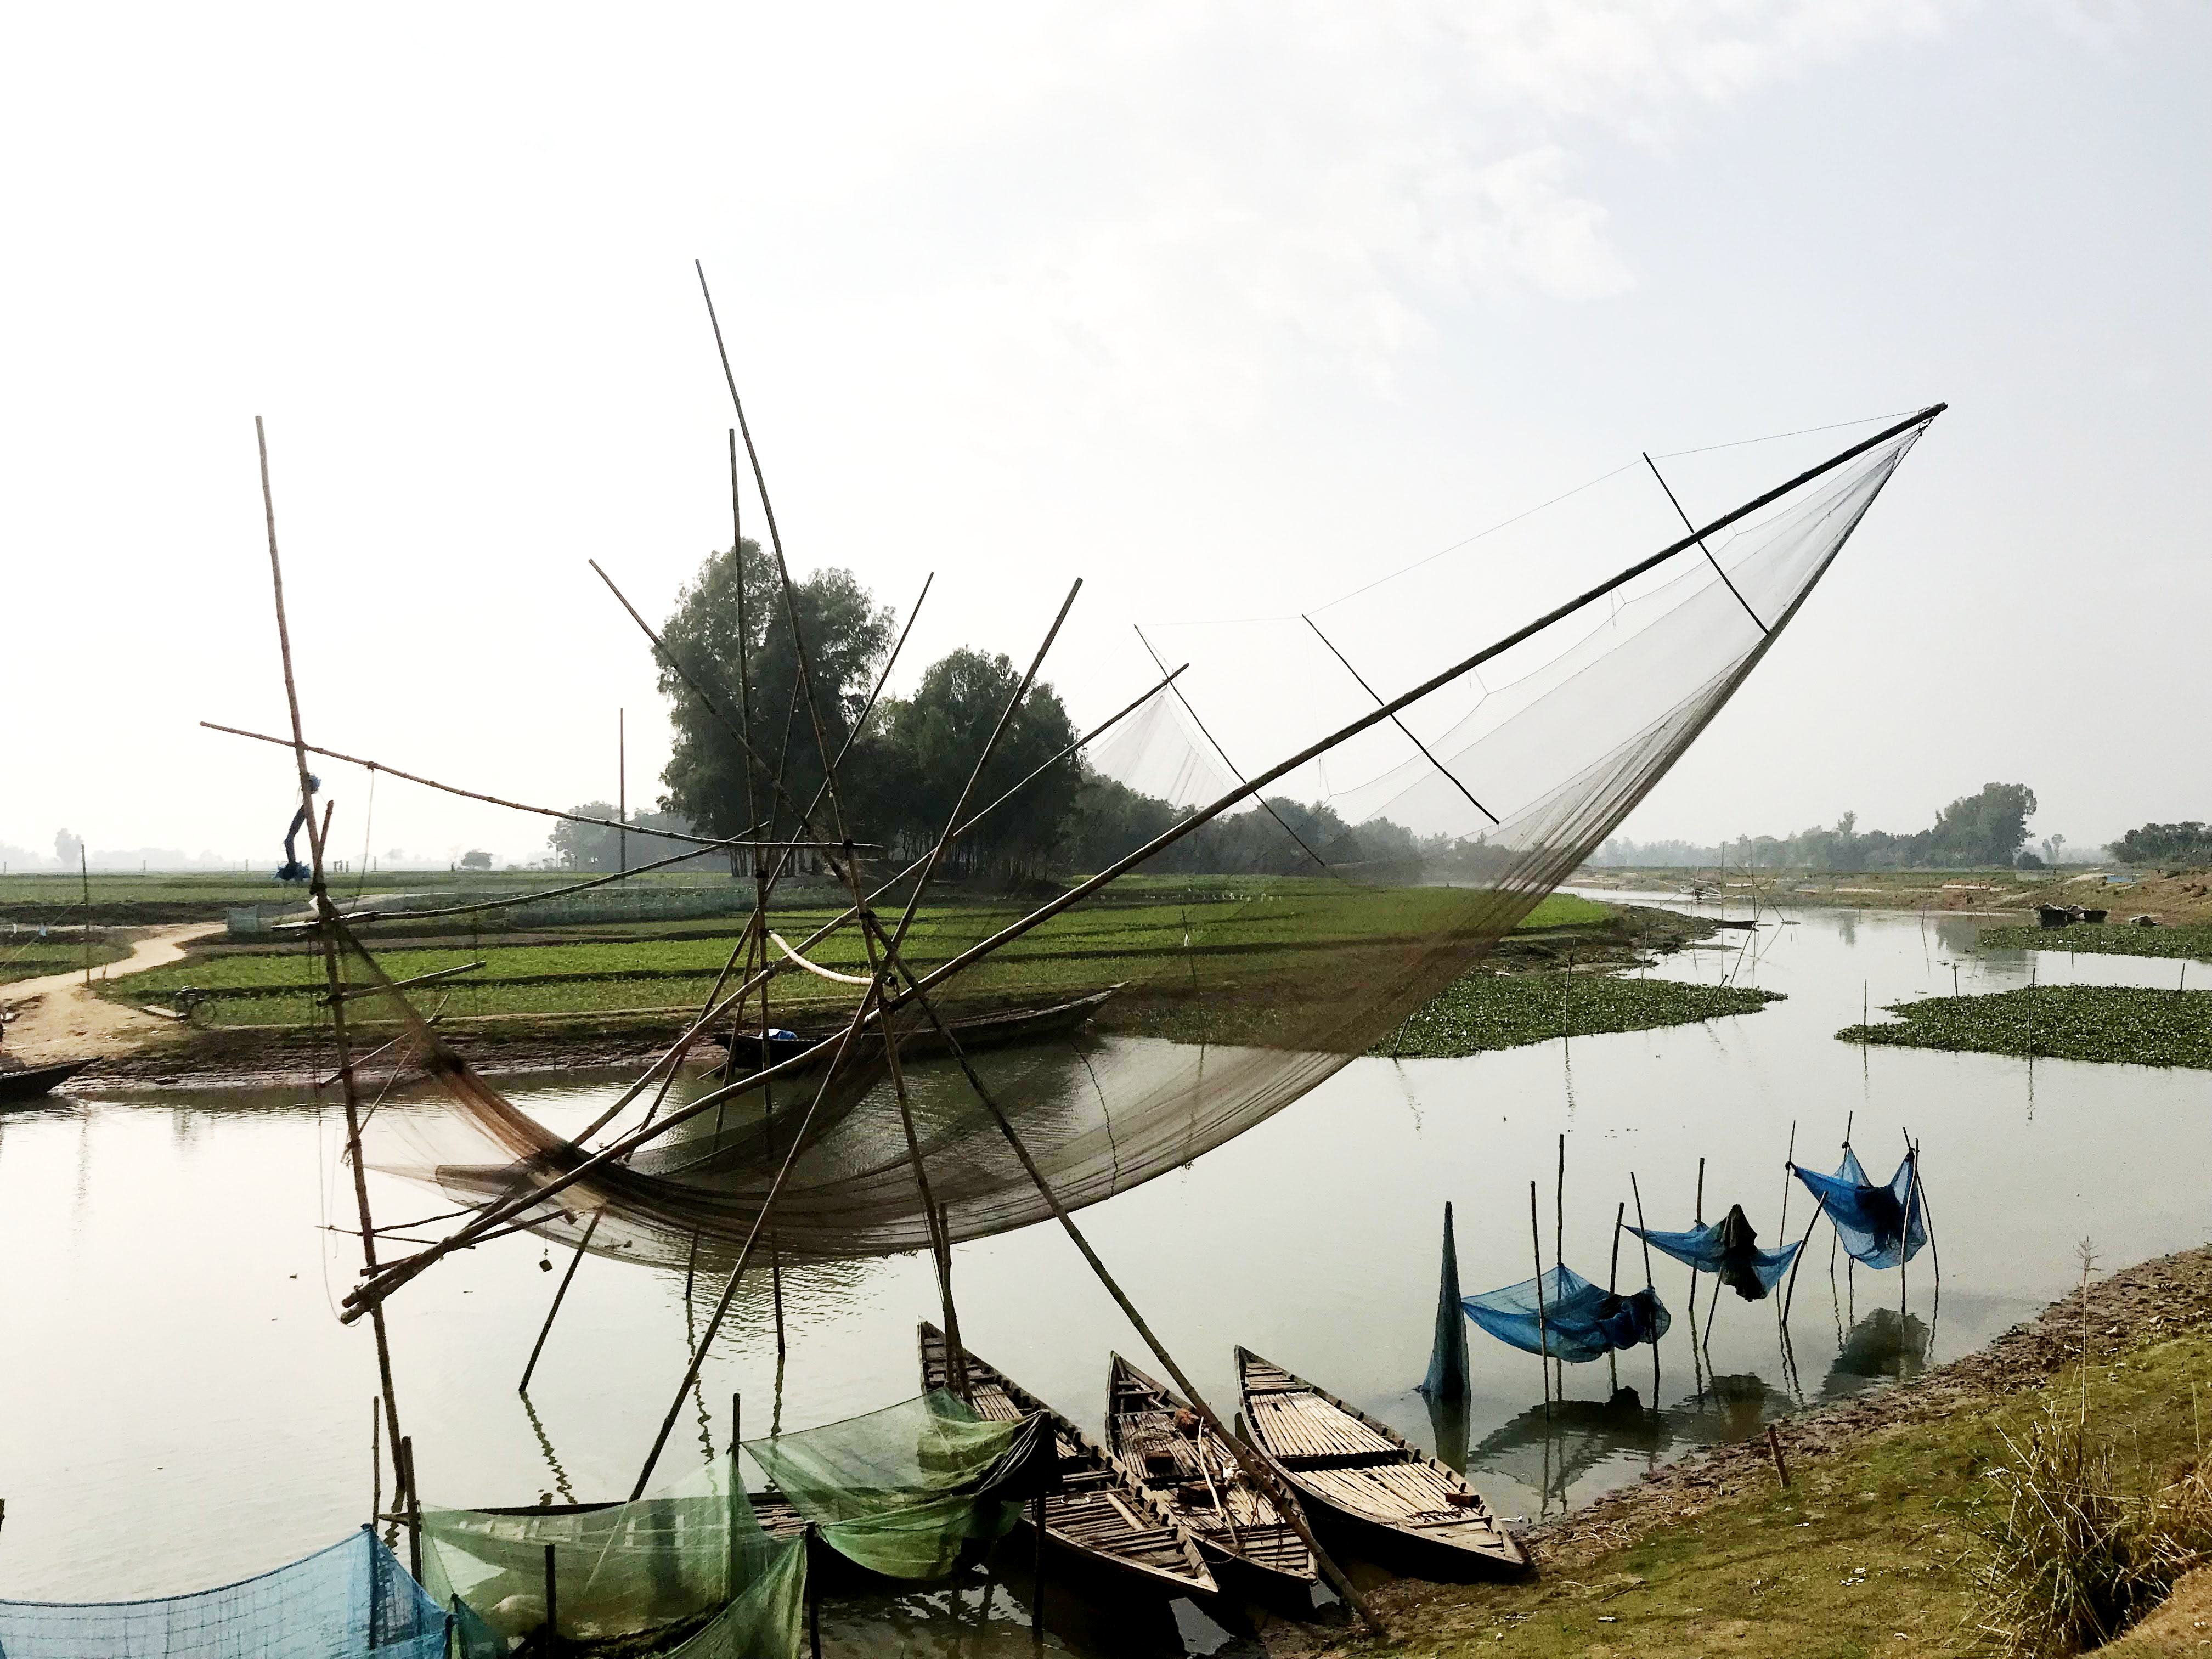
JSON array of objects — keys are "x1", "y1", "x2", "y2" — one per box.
[
  {"x1": 1926, "y1": 783, "x2": 2037, "y2": 867},
  {"x1": 657, "y1": 539, "x2": 894, "y2": 845},
  {"x1": 882, "y1": 648, "x2": 1080, "y2": 879},
  {"x1": 54, "y1": 829, "x2": 83, "y2": 868},
  {"x1": 2115, "y1": 822, "x2": 2212, "y2": 867},
  {"x1": 459, "y1": 849, "x2": 493, "y2": 870}
]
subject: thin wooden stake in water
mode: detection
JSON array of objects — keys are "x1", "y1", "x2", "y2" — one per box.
[
  {"x1": 1630, "y1": 1172, "x2": 1660, "y2": 1409},
  {"x1": 1607, "y1": 1200, "x2": 1625, "y2": 1395},
  {"x1": 1530, "y1": 1181, "x2": 1551, "y2": 1418},
  {"x1": 1555, "y1": 1132, "x2": 1567, "y2": 1399}
]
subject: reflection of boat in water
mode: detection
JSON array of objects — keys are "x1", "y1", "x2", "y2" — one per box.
[
  {"x1": 1236, "y1": 1348, "x2": 1526, "y2": 1577},
  {"x1": 1824, "y1": 1308, "x2": 1932, "y2": 1399},
  {"x1": 1466, "y1": 1391, "x2": 1668, "y2": 1507},
  {"x1": 712, "y1": 989, "x2": 1119, "y2": 1074},
  {"x1": 1105, "y1": 1352, "x2": 1317, "y2": 1591},
  {"x1": 0, "y1": 1058, "x2": 92, "y2": 1102}
]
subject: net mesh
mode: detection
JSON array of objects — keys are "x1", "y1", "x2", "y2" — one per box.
[
  {"x1": 320, "y1": 417, "x2": 1931, "y2": 1274},
  {"x1": 742, "y1": 1389, "x2": 1039, "y2": 1579},
  {"x1": 1790, "y1": 1149, "x2": 1928, "y2": 1271},
  {"x1": 419, "y1": 1462, "x2": 774, "y2": 1646},
  {"x1": 1628, "y1": 1203, "x2": 1801, "y2": 1301},
  {"x1": 1462, "y1": 1264, "x2": 1671, "y2": 1363},
  {"x1": 0, "y1": 1528, "x2": 445, "y2": 1659}
]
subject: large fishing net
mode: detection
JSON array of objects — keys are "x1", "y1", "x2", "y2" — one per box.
[
  {"x1": 328, "y1": 414, "x2": 1933, "y2": 1279},
  {"x1": 0, "y1": 1528, "x2": 446, "y2": 1659}
]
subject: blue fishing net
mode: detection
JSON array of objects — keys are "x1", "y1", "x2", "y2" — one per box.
[
  {"x1": 1463, "y1": 1264, "x2": 1671, "y2": 1363},
  {"x1": 1628, "y1": 1203, "x2": 1801, "y2": 1301},
  {"x1": 0, "y1": 1527, "x2": 446, "y2": 1659},
  {"x1": 1790, "y1": 1149, "x2": 1927, "y2": 1271}
]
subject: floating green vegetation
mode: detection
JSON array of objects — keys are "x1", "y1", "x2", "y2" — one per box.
[
  {"x1": 1981, "y1": 923, "x2": 2212, "y2": 963},
  {"x1": 1840, "y1": 985, "x2": 2212, "y2": 1069},
  {"x1": 1378, "y1": 971, "x2": 1783, "y2": 1059}
]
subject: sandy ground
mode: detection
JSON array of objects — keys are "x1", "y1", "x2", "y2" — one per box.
[{"x1": 0, "y1": 922, "x2": 219, "y2": 1063}]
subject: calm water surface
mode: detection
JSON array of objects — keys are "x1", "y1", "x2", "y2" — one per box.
[{"x1": 2, "y1": 900, "x2": 2206, "y2": 1652}]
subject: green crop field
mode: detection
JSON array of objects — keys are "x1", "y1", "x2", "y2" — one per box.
[
  {"x1": 1840, "y1": 984, "x2": 2212, "y2": 1069},
  {"x1": 104, "y1": 882, "x2": 1617, "y2": 1037},
  {"x1": 0, "y1": 937, "x2": 133, "y2": 986}
]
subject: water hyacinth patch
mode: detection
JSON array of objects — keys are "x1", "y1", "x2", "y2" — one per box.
[{"x1": 1839, "y1": 986, "x2": 2212, "y2": 1070}]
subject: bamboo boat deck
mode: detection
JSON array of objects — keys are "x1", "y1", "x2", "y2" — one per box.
[
  {"x1": 919, "y1": 1323, "x2": 1216, "y2": 1596},
  {"x1": 1105, "y1": 1354, "x2": 1316, "y2": 1587},
  {"x1": 1235, "y1": 1348, "x2": 1526, "y2": 1574}
]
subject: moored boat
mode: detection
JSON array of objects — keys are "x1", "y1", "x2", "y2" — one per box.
[
  {"x1": 919, "y1": 1323, "x2": 1216, "y2": 1596},
  {"x1": 0, "y1": 1059, "x2": 93, "y2": 1103},
  {"x1": 1234, "y1": 1347, "x2": 1526, "y2": 1577},
  {"x1": 715, "y1": 988, "x2": 1119, "y2": 1073},
  {"x1": 1105, "y1": 1353, "x2": 1316, "y2": 1589}
]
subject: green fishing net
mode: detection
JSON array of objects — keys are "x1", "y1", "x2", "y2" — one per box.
[{"x1": 744, "y1": 1389, "x2": 1038, "y2": 1579}]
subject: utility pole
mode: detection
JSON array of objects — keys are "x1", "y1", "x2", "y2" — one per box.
[{"x1": 618, "y1": 708, "x2": 627, "y2": 877}]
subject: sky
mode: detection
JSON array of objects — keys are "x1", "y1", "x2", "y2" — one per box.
[{"x1": 3, "y1": 1, "x2": 2205, "y2": 870}]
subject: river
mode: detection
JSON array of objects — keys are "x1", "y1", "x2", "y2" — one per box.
[{"x1": 1, "y1": 898, "x2": 2205, "y2": 1652}]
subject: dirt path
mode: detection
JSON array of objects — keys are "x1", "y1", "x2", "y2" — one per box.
[{"x1": 0, "y1": 923, "x2": 220, "y2": 1063}]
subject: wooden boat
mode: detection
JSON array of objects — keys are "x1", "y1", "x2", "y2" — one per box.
[
  {"x1": 1234, "y1": 1348, "x2": 1526, "y2": 1576},
  {"x1": 715, "y1": 988, "x2": 1119, "y2": 1074},
  {"x1": 1104, "y1": 1353, "x2": 1316, "y2": 1589},
  {"x1": 0, "y1": 1059, "x2": 93, "y2": 1103},
  {"x1": 919, "y1": 1323, "x2": 1216, "y2": 1596}
]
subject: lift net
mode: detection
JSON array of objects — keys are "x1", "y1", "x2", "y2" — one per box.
[
  {"x1": 1629, "y1": 1204, "x2": 1801, "y2": 1301},
  {"x1": 341, "y1": 416, "x2": 1932, "y2": 1272},
  {"x1": 1791, "y1": 1149, "x2": 1928, "y2": 1271}
]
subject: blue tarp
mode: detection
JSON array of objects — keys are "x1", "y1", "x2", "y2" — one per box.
[
  {"x1": 1628, "y1": 1203, "x2": 1801, "y2": 1301},
  {"x1": 1790, "y1": 1149, "x2": 1927, "y2": 1271},
  {"x1": 0, "y1": 1527, "x2": 447, "y2": 1659},
  {"x1": 1463, "y1": 1263, "x2": 1671, "y2": 1364}
]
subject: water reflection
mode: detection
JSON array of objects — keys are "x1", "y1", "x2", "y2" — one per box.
[
  {"x1": 1824, "y1": 1308, "x2": 1934, "y2": 1398},
  {"x1": 1468, "y1": 1392, "x2": 1667, "y2": 1519}
]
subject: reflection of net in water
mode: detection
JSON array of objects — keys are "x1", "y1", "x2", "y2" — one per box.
[
  {"x1": 336, "y1": 416, "x2": 1937, "y2": 1273},
  {"x1": 1823, "y1": 1308, "x2": 1933, "y2": 1399}
]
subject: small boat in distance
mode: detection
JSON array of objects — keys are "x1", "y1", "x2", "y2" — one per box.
[
  {"x1": 919, "y1": 1323, "x2": 1216, "y2": 1597},
  {"x1": 1234, "y1": 1347, "x2": 1527, "y2": 1577},
  {"x1": 1105, "y1": 1353, "x2": 1317, "y2": 1590},
  {"x1": 715, "y1": 988, "x2": 1119, "y2": 1073},
  {"x1": 0, "y1": 1059, "x2": 93, "y2": 1103}
]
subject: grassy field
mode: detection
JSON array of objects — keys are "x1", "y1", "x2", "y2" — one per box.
[
  {"x1": 0, "y1": 936, "x2": 133, "y2": 986},
  {"x1": 1377, "y1": 972, "x2": 1781, "y2": 1058},
  {"x1": 1839, "y1": 986, "x2": 2212, "y2": 1069},
  {"x1": 0, "y1": 868, "x2": 735, "y2": 926},
  {"x1": 1982, "y1": 923, "x2": 2212, "y2": 963},
  {"x1": 102, "y1": 882, "x2": 1619, "y2": 1038},
  {"x1": 1369, "y1": 1329, "x2": 2212, "y2": 1657}
]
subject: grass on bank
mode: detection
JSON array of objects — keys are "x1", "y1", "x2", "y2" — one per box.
[
  {"x1": 1838, "y1": 986, "x2": 2212, "y2": 1070},
  {"x1": 1384, "y1": 1331, "x2": 2212, "y2": 1658},
  {"x1": 0, "y1": 937, "x2": 134, "y2": 986},
  {"x1": 1982, "y1": 924, "x2": 2212, "y2": 964},
  {"x1": 1376, "y1": 971, "x2": 1782, "y2": 1058},
  {"x1": 103, "y1": 883, "x2": 1621, "y2": 1037}
]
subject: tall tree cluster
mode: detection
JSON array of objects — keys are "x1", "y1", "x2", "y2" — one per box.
[{"x1": 644, "y1": 543, "x2": 1430, "y2": 884}]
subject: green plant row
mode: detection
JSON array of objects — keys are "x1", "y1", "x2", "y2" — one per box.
[{"x1": 1839, "y1": 985, "x2": 2212, "y2": 1069}]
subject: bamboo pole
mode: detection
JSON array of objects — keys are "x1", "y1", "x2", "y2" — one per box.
[
  {"x1": 255, "y1": 417, "x2": 413, "y2": 1544},
  {"x1": 1607, "y1": 1201, "x2": 1624, "y2": 1395},
  {"x1": 79, "y1": 846, "x2": 91, "y2": 985},
  {"x1": 1630, "y1": 1172, "x2": 1659, "y2": 1409},
  {"x1": 1530, "y1": 1181, "x2": 1551, "y2": 1418},
  {"x1": 1642, "y1": 452, "x2": 1769, "y2": 634},
  {"x1": 1906, "y1": 1129, "x2": 1940, "y2": 1320},
  {"x1": 1555, "y1": 1132, "x2": 1567, "y2": 1400},
  {"x1": 1300, "y1": 613, "x2": 1498, "y2": 824}
]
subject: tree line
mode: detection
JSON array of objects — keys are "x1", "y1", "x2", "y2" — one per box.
[
  {"x1": 1588, "y1": 783, "x2": 2044, "y2": 872},
  {"x1": 546, "y1": 544, "x2": 1428, "y2": 882}
]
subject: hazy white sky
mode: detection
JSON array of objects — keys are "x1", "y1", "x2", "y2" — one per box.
[{"x1": 3, "y1": 2, "x2": 2204, "y2": 868}]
